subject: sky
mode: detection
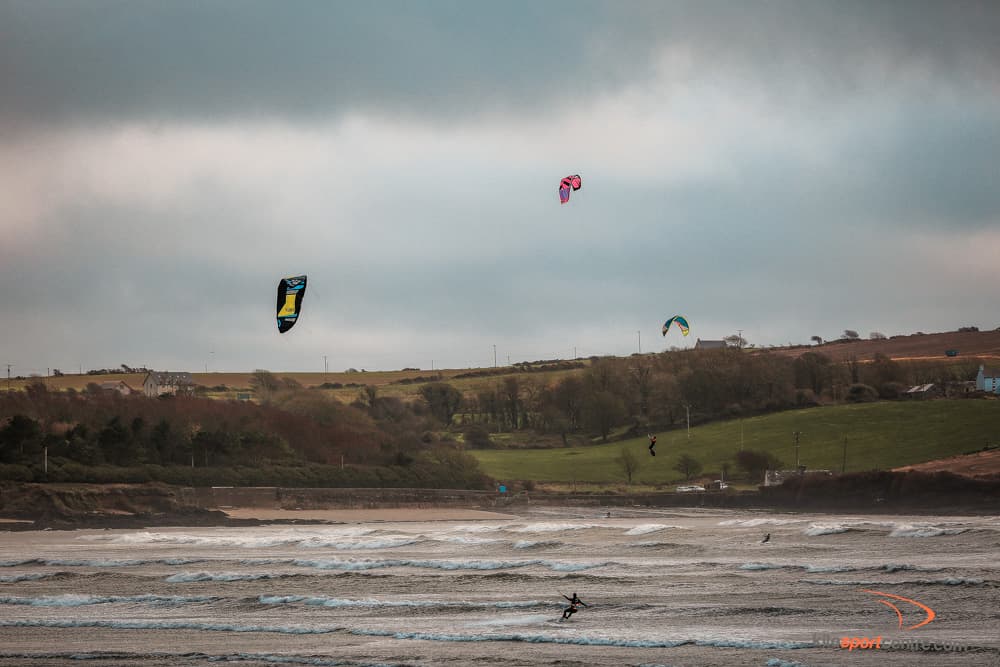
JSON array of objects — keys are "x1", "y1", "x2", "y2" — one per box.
[{"x1": 2, "y1": 1, "x2": 999, "y2": 375}]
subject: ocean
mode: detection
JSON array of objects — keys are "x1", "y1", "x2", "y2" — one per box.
[{"x1": 0, "y1": 506, "x2": 997, "y2": 666}]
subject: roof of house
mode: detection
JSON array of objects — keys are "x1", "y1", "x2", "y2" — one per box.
[
  {"x1": 99, "y1": 381, "x2": 132, "y2": 390},
  {"x1": 144, "y1": 371, "x2": 193, "y2": 385},
  {"x1": 906, "y1": 383, "x2": 936, "y2": 393},
  {"x1": 979, "y1": 365, "x2": 1000, "y2": 378},
  {"x1": 695, "y1": 339, "x2": 727, "y2": 349}
]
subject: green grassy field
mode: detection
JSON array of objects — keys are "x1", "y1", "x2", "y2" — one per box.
[{"x1": 470, "y1": 399, "x2": 1000, "y2": 486}]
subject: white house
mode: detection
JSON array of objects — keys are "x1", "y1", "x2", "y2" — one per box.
[
  {"x1": 974, "y1": 365, "x2": 1000, "y2": 393},
  {"x1": 143, "y1": 371, "x2": 194, "y2": 397}
]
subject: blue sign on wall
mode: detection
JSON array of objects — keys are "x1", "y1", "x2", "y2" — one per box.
[{"x1": 498, "y1": 485, "x2": 507, "y2": 494}]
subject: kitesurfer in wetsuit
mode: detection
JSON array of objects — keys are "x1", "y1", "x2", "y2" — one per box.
[
  {"x1": 561, "y1": 592, "x2": 587, "y2": 619},
  {"x1": 648, "y1": 433, "x2": 657, "y2": 456},
  {"x1": 762, "y1": 533, "x2": 771, "y2": 543}
]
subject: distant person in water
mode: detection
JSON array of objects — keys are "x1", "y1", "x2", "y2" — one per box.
[
  {"x1": 762, "y1": 533, "x2": 771, "y2": 543},
  {"x1": 648, "y1": 433, "x2": 657, "y2": 456},
  {"x1": 561, "y1": 592, "x2": 587, "y2": 619}
]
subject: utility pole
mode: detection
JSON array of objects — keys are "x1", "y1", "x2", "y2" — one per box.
[
  {"x1": 686, "y1": 404, "x2": 691, "y2": 439},
  {"x1": 493, "y1": 344, "x2": 497, "y2": 368},
  {"x1": 323, "y1": 355, "x2": 328, "y2": 375},
  {"x1": 573, "y1": 346, "x2": 577, "y2": 359},
  {"x1": 842, "y1": 437, "x2": 847, "y2": 474},
  {"x1": 793, "y1": 431, "x2": 802, "y2": 470},
  {"x1": 6, "y1": 364, "x2": 10, "y2": 393},
  {"x1": 737, "y1": 329, "x2": 744, "y2": 349},
  {"x1": 637, "y1": 330, "x2": 641, "y2": 354},
  {"x1": 740, "y1": 418, "x2": 744, "y2": 451}
]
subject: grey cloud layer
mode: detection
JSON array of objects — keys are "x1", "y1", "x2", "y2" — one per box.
[{"x1": 3, "y1": 1, "x2": 998, "y2": 126}]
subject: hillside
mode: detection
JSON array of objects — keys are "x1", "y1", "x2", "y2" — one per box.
[
  {"x1": 10, "y1": 330, "x2": 1000, "y2": 401},
  {"x1": 762, "y1": 329, "x2": 1000, "y2": 363},
  {"x1": 470, "y1": 399, "x2": 1000, "y2": 486}
]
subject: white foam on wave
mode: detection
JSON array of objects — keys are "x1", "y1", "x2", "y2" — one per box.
[
  {"x1": 0, "y1": 573, "x2": 59, "y2": 583},
  {"x1": 300, "y1": 537, "x2": 419, "y2": 550},
  {"x1": 467, "y1": 614, "x2": 553, "y2": 627},
  {"x1": 512, "y1": 540, "x2": 561, "y2": 549},
  {"x1": 0, "y1": 594, "x2": 214, "y2": 606},
  {"x1": 258, "y1": 595, "x2": 549, "y2": 609},
  {"x1": 803, "y1": 523, "x2": 850, "y2": 536},
  {"x1": 740, "y1": 563, "x2": 787, "y2": 571},
  {"x1": 889, "y1": 524, "x2": 967, "y2": 538},
  {"x1": 625, "y1": 524, "x2": 679, "y2": 536},
  {"x1": 802, "y1": 564, "x2": 857, "y2": 573},
  {"x1": 436, "y1": 536, "x2": 503, "y2": 546},
  {"x1": 509, "y1": 523, "x2": 602, "y2": 533},
  {"x1": 107, "y1": 527, "x2": 377, "y2": 548},
  {"x1": 448, "y1": 525, "x2": 503, "y2": 533}
]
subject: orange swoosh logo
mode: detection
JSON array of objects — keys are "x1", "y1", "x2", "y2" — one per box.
[{"x1": 861, "y1": 589, "x2": 936, "y2": 630}]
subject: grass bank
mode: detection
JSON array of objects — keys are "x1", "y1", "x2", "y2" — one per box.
[{"x1": 470, "y1": 399, "x2": 1000, "y2": 485}]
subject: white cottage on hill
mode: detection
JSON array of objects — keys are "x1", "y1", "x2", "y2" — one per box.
[{"x1": 143, "y1": 371, "x2": 194, "y2": 397}]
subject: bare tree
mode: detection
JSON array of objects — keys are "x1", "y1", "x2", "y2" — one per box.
[
  {"x1": 843, "y1": 330, "x2": 860, "y2": 340},
  {"x1": 810, "y1": 335, "x2": 823, "y2": 345},
  {"x1": 673, "y1": 453, "x2": 703, "y2": 481},
  {"x1": 617, "y1": 446, "x2": 642, "y2": 485},
  {"x1": 869, "y1": 331, "x2": 886, "y2": 340}
]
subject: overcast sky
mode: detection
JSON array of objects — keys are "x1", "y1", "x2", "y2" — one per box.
[{"x1": 2, "y1": 1, "x2": 999, "y2": 374}]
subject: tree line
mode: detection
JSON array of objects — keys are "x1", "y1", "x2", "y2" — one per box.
[
  {"x1": 439, "y1": 348, "x2": 985, "y2": 445},
  {"x1": 0, "y1": 378, "x2": 488, "y2": 488}
]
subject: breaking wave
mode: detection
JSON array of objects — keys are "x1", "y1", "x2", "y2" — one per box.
[
  {"x1": 512, "y1": 540, "x2": 561, "y2": 549},
  {"x1": 0, "y1": 593, "x2": 215, "y2": 606},
  {"x1": 0, "y1": 572, "x2": 61, "y2": 583},
  {"x1": 258, "y1": 595, "x2": 551, "y2": 610},
  {"x1": 889, "y1": 524, "x2": 968, "y2": 538},
  {"x1": 509, "y1": 523, "x2": 602, "y2": 533},
  {"x1": 803, "y1": 524, "x2": 851, "y2": 536},
  {"x1": 102, "y1": 528, "x2": 379, "y2": 548},
  {"x1": 718, "y1": 518, "x2": 804, "y2": 527},
  {"x1": 625, "y1": 524, "x2": 679, "y2": 536}
]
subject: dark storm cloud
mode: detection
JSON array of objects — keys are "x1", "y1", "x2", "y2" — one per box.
[{"x1": 2, "y1": 1, "x2": 998, "y2": 127}]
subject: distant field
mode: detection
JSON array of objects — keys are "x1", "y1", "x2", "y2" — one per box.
[
  {"x1": 5, "y1": 366, "x2": 587, "y2": 404},
  {"x1": 764, "y1": 329, "x2": 1000, "y2": 362},
  {"x1": 470, "y1": 399, "x2": 1000, "y2": 486}
]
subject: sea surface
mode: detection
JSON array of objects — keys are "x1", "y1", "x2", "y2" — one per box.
[{"x1": 1, "y1": 506, "x2": 998, "y2": 666}]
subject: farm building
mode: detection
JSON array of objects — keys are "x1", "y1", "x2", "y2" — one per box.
[
  {"x1": 143, "y1": 371, "x2": 194, "y2": 397},
  {"x1": 974, "y1": 365, "x2": 1000, "y2": 393},
  {"x1": 694, "y1": 339, "x2": 727, "y2": 350},
  {"x1": 98, "y1": 380, "x2": 135, "y2": 396}
]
